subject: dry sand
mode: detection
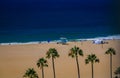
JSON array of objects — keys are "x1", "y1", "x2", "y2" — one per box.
[{"x1": 0, "y1": 40, "x2": 120, "y2": 78}]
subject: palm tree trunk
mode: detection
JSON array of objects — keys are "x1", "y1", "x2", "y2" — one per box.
[
  {"x1": 76, "y1": 56, "x2": 80, "y2": 78},
  {"x1": 42, "y1": 67, "x2": 44, "y2": 78},
  {"x1": 52, "y1": 57, "x2": 56, "y2": 78},
  {"x1": 110, "y1": 54, "x2": 112, "y2": 78},
  {"x1": 91, "y1": 63, "x2": 94, "y2": 78}
]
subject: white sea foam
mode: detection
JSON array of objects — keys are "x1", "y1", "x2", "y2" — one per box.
[
  {"x1": 0, "y1": 34, "x2": 120, "y2": 46},
  {"x1": 76, "y1": 35, "x2": 120, "y2": 41},
  {"x1": 0, "y1": 42, "x2": 40, "y2": 45},
  {"x1": 89, "y1": 35, "x2": 120, "y2": 40}
]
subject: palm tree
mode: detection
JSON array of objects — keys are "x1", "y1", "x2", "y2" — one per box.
[
  {"x1": 105, "y1": 48, "x2": 116, "y2": 78},
  {"x1": 23, "y1": 68, "x2": 39, "y2": 78},
  {"x1": 46, "y1": 48, "x2": 60, "y2": 78},
  {"x1": 85, "y1": 54, "x2": 99, "y2": 78},
  {"x1": 114, "y1": 67, "x2": 120, "y2": 78},
  {"x1": 68, "y1": 46, "x2": 83, "y2": 78},
  {"x1": 37, "y1": 57, "x2": 48, "y2": 78}
]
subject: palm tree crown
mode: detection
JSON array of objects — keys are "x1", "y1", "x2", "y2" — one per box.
[
  {"x1": 68, "y1": 46, "x2": 83, "y2": 58},
  {"x1": 46, "y1": 48, "x2": 59, "y2": 59},
  {"x1": 23, "y1": 68, "x2": 38, "y2": 78},
  {"x1": 114, "y1": 67, "x2": 120, "y2": 75},
  {"x1": 37, "y1": 57, "x2": 48, "y2": 68},
  {"x1": 85, "y1": 54, "x2": 99, "y2": 64},
  {"x1": 105, "y1": 47, "x2": 116, "y2": 55}
]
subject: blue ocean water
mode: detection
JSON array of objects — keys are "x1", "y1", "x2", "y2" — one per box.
[
  {"x1": 0, "y1": 2, "x2": 120, "y2": 43},
  {"x1": 0, "y1": 26, "x2": 119, "y2": 43}
]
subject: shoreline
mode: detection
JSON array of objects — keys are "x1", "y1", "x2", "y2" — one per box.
[{"x1": 0, "y1": 34, "x2": 120, "y2": 46}]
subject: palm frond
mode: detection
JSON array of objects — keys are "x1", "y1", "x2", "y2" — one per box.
[
  {"x1": 46, "y1": 48, "x2": 60, "y2": 59},
  {"x1": 105, "y1": 47, "x2": 116, "y2": 55},
  {"x1": 105, "y1": 51, "x2": 109, "y2": 54},
  {"x1": 44, "y1": 64, "x2": 48, "y2": 67},
  {"x1": 112, "y1": 50, "x2": 116, "y2": 55},
  {"x1": 69, "y1": 46, "x2": 84, "y2": 58},
  {"x1": 85, "y1": 59, "x2": 89, "y2": 64},
  {"x1": 114, "y1": 67, "x2": 120, "y2": 75},
  {"x1": 91, "y1": 54, "x2": 96, "y2": 60},
  {"x1": 23, "y1": 68, "x2": 38, "y2": 78},
  {"x1": 46, "y1": 51, "x2": 51, "y2": 58},
  {"x1": 95, "y1": 59, "x2": 100, "y2": 63},
  {"x1": 68, "y1": 52, "x2": 72, "y2": 56},
  {"x1": 36, "y1": 62, "x2": 40, "y2": 68},
  {"x1": 78, "y1": 49, "x2": 83, "y2": 56},
  {"x1": 85, "y1": 54, "x2": 99, "y2": 64},
  {"x1": 68, "y1": 51, "x2": 75, "y2": 58},
  {"x1": 37, "y1": 57, "x2": 48, "y2": 68}
]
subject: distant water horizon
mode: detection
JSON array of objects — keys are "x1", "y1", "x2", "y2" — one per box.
[{"x1": 0, "y1": 1, "x2": 120, "y2": 44}]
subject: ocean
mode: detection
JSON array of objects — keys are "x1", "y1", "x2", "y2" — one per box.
[
  {"x1": 0, "y1": 26, "x2": 120, "y2": 45},
  {"x1": 0, "y1": 2, "x2": 120, "y2": 44}
]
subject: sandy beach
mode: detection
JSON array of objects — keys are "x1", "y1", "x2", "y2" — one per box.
[{"x1": 0, "y1": 40, "x2": 120, "y2": 78}]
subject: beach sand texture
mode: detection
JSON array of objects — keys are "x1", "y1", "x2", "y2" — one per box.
[{"x1": 0, "y1": 40, "x2": 120, "y2": 78}]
